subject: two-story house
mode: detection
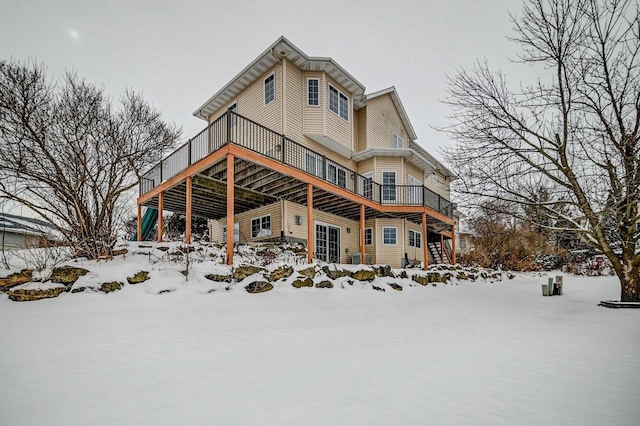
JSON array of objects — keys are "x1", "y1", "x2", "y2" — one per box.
[{"x1": 136, "y1": 37, "x2": 457, "y2": 268}]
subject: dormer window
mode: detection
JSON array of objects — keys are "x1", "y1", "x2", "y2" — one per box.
[
  {"x1": 392, "y1": 132, "x2": 403, "y2": 148},
  {"x1": 329, "y1": 84, "x2": 349, "y2": 121},
  {"x1": 264, "y1": 74, "x2": 275, "y2": 105}
]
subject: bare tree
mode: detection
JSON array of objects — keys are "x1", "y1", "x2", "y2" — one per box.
[
  {"x1": 443, "y1": 0, "x2": 640, "y2": 301},
  {"x1": 0, "y1": 60, "x2": 181, "y2": 259}
]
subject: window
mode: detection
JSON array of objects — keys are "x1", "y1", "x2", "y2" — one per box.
[
  {"x1": 409, "y1": 230, "x2": 421, "y2": 248},
  {"x1": 383, "y1": 227, "x2": 397, "y2": 245},
  {"x1": 327, "y1": 163, "x2": 346, "y2": 188},
  {"x1": 251, "y1": 215, "x2": 271, "y2": 238},
  {"x1": 364, "y1": 228, "x2": 372, "y2": 245},
  {"x1": 382, "y1": 171, "x2": 396, "y2": 202},
  {"x1": 329, "y1": 84, "x2": 349, "y2": 121},
  {"x1": 264, "y1": 74, "x2": 275, "y2": 105},
  {"x1": 307, "y1": 78, "x2": 319, "y2": 106},
  {"x1": 408, "y1": 175, "x2": 421, "y2": 205},
  {"x1": 392, "y1": 132, "x2": 403, "y2": 148},
  {"x1": 362, "y1": 173, "x2": 373, "y2": 199},
  {"x1": 305, "y1": 152, "x2": 322, "y2": 177}
]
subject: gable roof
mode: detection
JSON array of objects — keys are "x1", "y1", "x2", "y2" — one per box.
[
  {"x1": 193, "y1": 36, "x2": 367, "y2": 119},
  {"x1": 363, "y1": 86, "x2": 418, "y2": 141}
]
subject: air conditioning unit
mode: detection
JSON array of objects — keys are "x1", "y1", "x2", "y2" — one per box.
[{"x1": 351, "y1": 253, "x2": 371, "y2": 265}]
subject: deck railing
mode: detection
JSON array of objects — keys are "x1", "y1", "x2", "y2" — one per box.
[{"x1": 140, "y1": 110, "x2": 453, "y2": 217}]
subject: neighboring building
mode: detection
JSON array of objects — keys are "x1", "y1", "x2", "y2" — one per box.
[
  {"x1": 0, "y1": 212, "x2": 60, "y2": 250},
  {"x1": 137, "y1": 37, "x2": 458, "y2": 268}
]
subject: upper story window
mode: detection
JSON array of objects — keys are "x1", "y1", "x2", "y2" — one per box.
[
  {"x1": 264, "y1": 74, "x2": 275, "y2": 105},
  {"x1": 329, "y1": 84, "x2": 349, "y2": 121},
  {"x1": 307, "y1": 78, "x2": 319, "y2": 106},
  {"x1": 392, "y1": 132, "x2": 403, "y2": 148}
]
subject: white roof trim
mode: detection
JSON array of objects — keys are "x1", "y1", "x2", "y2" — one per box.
[
  {"x1": 193, "y1": 36, "x2": 366, "y2": 119},
  {"x1": 352, "y1": 148, "x2": 437, "y2": 172},
  {"x1": 409, "y1": 141, "x2": 457, "y2": 180}
]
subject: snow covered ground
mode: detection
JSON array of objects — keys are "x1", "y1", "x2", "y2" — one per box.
[{"x1": 1, "y1": 267, "x2": 639, "y2": 425}]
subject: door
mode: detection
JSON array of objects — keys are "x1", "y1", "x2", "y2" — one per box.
[
  {"x1": 408, "y1": 175, "x2": 421, "y2": 205},
  {"x1": 315, "y1": 223, "x2": 341, "y2": 263}
]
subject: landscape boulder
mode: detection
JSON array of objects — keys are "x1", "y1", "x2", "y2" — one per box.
[
  {"x1": 245, "y1": 281, "x2": 273, "y2": 293},
  {"x1": 297, "y1": 267, "x2": 317, "y2": 279},
  {"x1": 127, "y1": 271, "x2": 150, "y2": 284},
  {"x1": 351, "y1": 269, "x2": 376, "y2": 282},
  {"x1": 321, "y1": 266, "x2": 350, "y2": 280},
  {"x1": 9, "y1": 286, "x2": 65, "y2": 302},
  {"x1": 269, "y1": 265, "x2": 293, "y2": 282},
  {"x1": 50, "y1": 266, "x2": 89, "y2": 286},
  {"x1": 99, "y1": 281, "x2": 123, "y2": 293},
  {"x1": 233, "y1": 265, "x2": 267, "y2": 281},
  {"x1": 315, "y1": 280, "x2": 333, "y2": 289},
  {"x1": 0, "y1": 269, "x2": 33, "y2": 291},
  {"x1": 292, "y1": 277, "x2": 314, "y2": 288}
]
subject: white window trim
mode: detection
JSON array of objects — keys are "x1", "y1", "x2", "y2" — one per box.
[
  {"x1": 408, "y1": 229, "x2": 422, "y2": 248},
  {"x1": 251, "y1": 214, "x2": 272, "y2": 238},
  {"x1": 307, "y1": 77, "x2": 319, "y2": 107},
  {"x1": 392, "y1": 132, "x2": 404, "y2": 148},
  {"x1": 264, "y1": 73, "x2": 275, "y2": 106},
  {"x1": 364, "y1": 227, "x2": 373, "y2": 246},
  {"x1": 328, "y1": 83, "x2": 350, "y2": 122},
  {"x1": 382, "y1": 171, "x2": 397, "y2": 202},
  {"x1": 382, "y1": 226, "x2": 398, "y2": 245}
]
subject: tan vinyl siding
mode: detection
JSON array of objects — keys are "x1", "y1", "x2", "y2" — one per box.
[
  {"x1": 284, "y1": 201, "x2": 359, "y2": 264},
  {"x1": 424, "y1": 169, "x2": 451, "y2": 199},
  {"x1": 374, "y1": 157, "x2": 402, "y2": 184},
  {"x1": 301, "y1": 135, "x2": 357, "y2": 170},
  {"x1": 357, "y1": 107, "x2": 367, "y2": 152},
  {"x1": 375, "y1": 218, "x2": 404, "y2": 267},
  {"x1": 405, "y1": 162, "x2": 424, "y2": 186},
  {"x1": 302, "y1": 72, "x2": 323, "y2": 135},
  {"x1": 324, "y1": 76, "x2": 353, "y2": 151},
  {"x1": 208, "y1": 64, "x2": 283, "y2": 134},
  {"x1": 365, "y1": 94, "x2": 409, "y2": 150},
  {"x1": 285, "y1": 61, "x2": 304, "y2": 142},
  {"x1": 209, "y1": 201, "x2": 283, "y2": 243},
  {"x1": 357, "y1": 158, "x2": 374, "y2": 176}
]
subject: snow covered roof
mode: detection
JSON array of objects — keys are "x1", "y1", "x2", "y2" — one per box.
[{"x1": 0, "y1": 212, "x2": 59, "y2": 237}]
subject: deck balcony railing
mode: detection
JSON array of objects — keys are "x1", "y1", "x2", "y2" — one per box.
[{"x1": 140, "y1": 110, "x2": 453, "y2": 217}]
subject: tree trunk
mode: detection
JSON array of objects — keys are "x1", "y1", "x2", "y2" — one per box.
[{"x1": 619, "y1": 255, "x2": 640, "y2": 302}]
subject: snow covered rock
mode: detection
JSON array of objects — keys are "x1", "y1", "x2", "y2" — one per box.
[
  {"x1": 0, "y1": 270, "x2": 33, "y2": 291},
  {"x1": 50, "y1": 266, "x2": 89, "y2": 286},
  {"x1": 268, "y1": 265, "x2": 293, "y2": 282},
  {"x1": 292, "y1": 277, "x2": 313, "y2": 288},
  {"x1": 127, "y1": 271, "x2": 150, "y2": 284},
  {"x1": 351, "y1": 269, "x2": 376, "y2": 282},
  {"x1": 315, "y1": 280, "x2": 333, "y2": 289},
  {"x1": 297, "y1": 266, "x2": 316, "y2": 279},
  {"x1": 244, "y1": 281, "x2": 273, "y2": 293},
  {"x1": 99, "y1": 281, "x2": 123, "y2": 293},
  {"x1": 8, "y1": 284, "x2": 66, "y2": 301},
  {"x1": 233, "y1": 265, "x2": 266, "y2": 281}
]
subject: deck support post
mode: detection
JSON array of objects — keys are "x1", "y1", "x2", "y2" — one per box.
[
  {"x1": 451, "y1": 223, "x2": 456, "y2": 265},
  {"x1": 307, "y1": 183, "x2": 313, "y2": 264},
  {"x1": 422, "y1": 211, "x2": 428, "y2": 271},
  {"x1": 157, "y1": 192, "x2": 164, "y2": 243},
  {"x1": 360, "y1": 204, "x2": 366, "y2": 265},
  {"x1": 226, "y1": 154, "x2": 235, "y2": 265},
  {"x1": 137, "y1": 203, "x2": 142, "y2": 242},
  {"x1": 185, "y1": 176, "x2": 192, "y2": 244}
]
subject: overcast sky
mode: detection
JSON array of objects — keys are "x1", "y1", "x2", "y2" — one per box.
[{"x1": 1, "y1": 0, "x2": 524, "y2": 164}]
